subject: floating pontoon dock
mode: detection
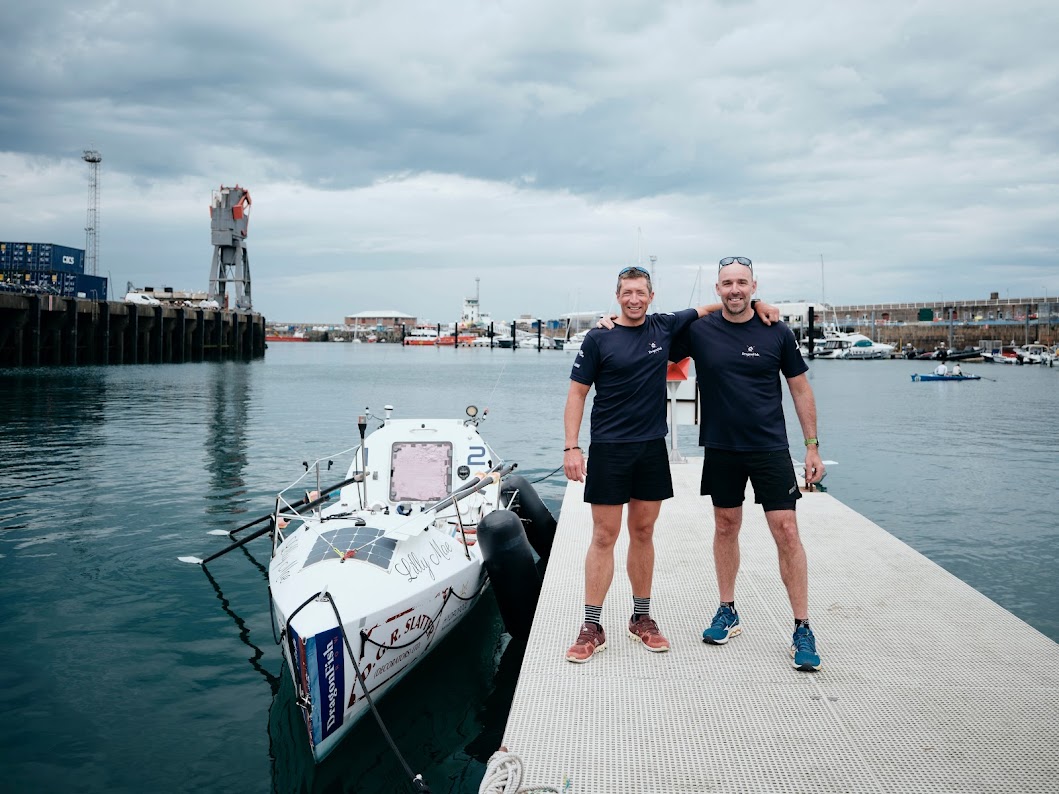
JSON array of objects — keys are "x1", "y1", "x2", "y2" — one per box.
[{"x1": 499, "y1": 463, "x2": 1059, "y2": 793}]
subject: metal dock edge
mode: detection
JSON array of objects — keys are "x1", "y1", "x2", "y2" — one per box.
[{"x1": 500, "y1": 463, "x2": 1059, "y2": 793}]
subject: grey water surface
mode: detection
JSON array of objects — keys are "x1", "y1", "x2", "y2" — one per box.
[{"x1": 1, "y1": 345, "x2": 1055, "y2": 793}]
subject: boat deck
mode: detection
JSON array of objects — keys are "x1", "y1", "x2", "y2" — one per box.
[{"x1": 499, "y1": 462, "x2": 1059, "y2": 793}]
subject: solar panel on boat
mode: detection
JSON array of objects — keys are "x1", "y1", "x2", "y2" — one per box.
[{"x1": 303, "y1": 526, "x2": 398, "y2": 570}]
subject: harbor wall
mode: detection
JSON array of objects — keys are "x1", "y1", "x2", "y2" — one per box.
[
  {"x1": 828, "y1": 298, "x2": 1057, "y2": 347},
  {"x1": 0, "y1": 293, "x2": 266, "y2": 367}
]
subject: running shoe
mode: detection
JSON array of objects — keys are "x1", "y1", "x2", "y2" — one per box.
[
  {"x1": 627, "y1": 615, "x2": 670, "y2": 653},
  {"x1": 702, "y1": 604, "x2": 741, "y2": 645},
  {"x1": 566, "y1": 622, "x2": 607, "y2": 663},
  {"x1": 791, "y1": 624, "x2": 822, "y2": 671}
]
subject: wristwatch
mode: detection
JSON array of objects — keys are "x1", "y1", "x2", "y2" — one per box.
[{"x1": 804, "y1": 437, "x2": 819, "y2": 447}]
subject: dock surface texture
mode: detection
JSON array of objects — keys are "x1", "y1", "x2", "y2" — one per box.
[{"x1": 500, "y1": 463, "x2": 1059, "y2": 793}]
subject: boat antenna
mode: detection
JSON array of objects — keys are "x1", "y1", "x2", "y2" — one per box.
[{"x1": 358, "y1": 412, "x2": 368, "y2": 507}]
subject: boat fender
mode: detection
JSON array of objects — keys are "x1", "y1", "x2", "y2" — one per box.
[
  {"x1": 477, "y1": 509, "x2": 541, "y2": 641},
  {"x1": 500, "y1": 475, "x2": 557, "y2": 566}
]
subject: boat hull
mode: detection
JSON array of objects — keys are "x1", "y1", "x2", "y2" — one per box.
[
  {"x1": 911, "y1": 374, "x2": 982, "y2": 381},
  {"x1": 271, "y1": 526, "x2": 487, "y2": 762}
]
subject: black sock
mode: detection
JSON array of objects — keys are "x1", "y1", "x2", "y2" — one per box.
[
  {"x1": 795, "y1": 618, "x2": 810, "y2": 629},
  {"x1": 722, "y1": 601, "x2": 736, "y2": 612}
]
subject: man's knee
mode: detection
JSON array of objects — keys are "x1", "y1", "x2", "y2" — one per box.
[
  {"x1": 766, "y1": 511, "x2": 802, "y2": 546},
  {"x1": 714, "y1": 508, "x2": 743, "y2": 536},
  {"x1": 590, "y1": 520, "x2": 622, "y2": 547}
]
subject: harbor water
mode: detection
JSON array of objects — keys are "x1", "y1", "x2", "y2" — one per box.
[{"x1": 1, "y1": 345, "x2": 1056, "y2": 793}]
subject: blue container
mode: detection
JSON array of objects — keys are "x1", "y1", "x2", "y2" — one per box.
[
  {"x1": 68, "y1": 274, "x2": 107, "y2": 299},
  {"x1": 50, "y1": 245, "x2": 85, "y2": 274},
  {"x1": 0, "y1": 242, "x2": 85, "y2": 274}
]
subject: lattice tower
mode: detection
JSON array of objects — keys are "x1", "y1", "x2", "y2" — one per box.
[{"x1": 82, "y1": 150, "x2": 102, "y2": 276}]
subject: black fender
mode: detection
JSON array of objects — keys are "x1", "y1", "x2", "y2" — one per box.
[
  {"x1": 500, "y1": 475, "x2": 557, "y2": 566},
  {"x1": 477, "y1": 509, "x2": 541, "y2": 641}
]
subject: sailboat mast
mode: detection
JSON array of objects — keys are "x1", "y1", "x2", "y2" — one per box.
[{"x1": 820, "y1": 254, "x2": 826, "y2": 306}]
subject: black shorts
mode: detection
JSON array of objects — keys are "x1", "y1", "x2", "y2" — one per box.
[
  {"x1": 700, "y1": 448, "x2": 800, "y2": 512},
  {"x1": 584, "y1": 439, "x2": 673, "y2": 505}
]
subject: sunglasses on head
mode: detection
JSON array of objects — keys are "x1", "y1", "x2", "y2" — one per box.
[
  {"x1": 617, "y1": 266, "x2": 652, "y2": 278},
  {"x1": 718, "y1": 257, "x2": 752, "y2": 270}
]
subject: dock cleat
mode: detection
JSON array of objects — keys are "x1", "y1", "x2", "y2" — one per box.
[
  {"x1": 702, "y1": 604, "x2": 741, "y2": 645},
  {"x1": 566, "y1": 622, "x2": 607, "y2": 663},
  {"x1": 791, "y1": 624, "x2": 822, "y2": 671},
  {"x1": 627, "y1": 615, "x2": 670, "y2": 653}
]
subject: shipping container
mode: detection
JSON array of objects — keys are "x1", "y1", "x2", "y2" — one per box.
[
  {"x1": 0, "y1": 270, "x2": 106, "y2": 299},
  {"x1": 0, "y1": 242, "x2": 85, "y2": 274}
]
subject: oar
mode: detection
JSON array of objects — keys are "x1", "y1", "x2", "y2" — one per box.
[
  {"x1": 179, "y1": 520, "x2": 275, "y2": 567},
  {"x1": 182, "y1": 475, "x2": 363, "y2": 565},
  {"x1": 206, "y1": 473, "x2": 363, "y2": 538}
]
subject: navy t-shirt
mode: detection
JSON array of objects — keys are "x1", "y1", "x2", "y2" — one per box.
[
  {"x1": 670, "y1": 313, "x2": 808, "y2": 451},
  {"x1": 571, "y1": 308, "x2": 699, "y2": 443}
]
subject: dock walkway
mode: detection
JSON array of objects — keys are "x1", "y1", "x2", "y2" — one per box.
[{"x1": 500, "y1": 463, "x2": 1059, "y2": 793}]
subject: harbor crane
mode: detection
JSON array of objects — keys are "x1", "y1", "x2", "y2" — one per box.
[{"x1": 208, "y1": 185, "x2": 253, "y2": 310}]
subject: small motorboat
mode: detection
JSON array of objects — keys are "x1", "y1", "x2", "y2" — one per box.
[
  {"x1": 181, "y1": 405, "x2": 555, "y2": 765},
  {"x1": 910, "y1": 373, "x2": 982, "y2": 382}
]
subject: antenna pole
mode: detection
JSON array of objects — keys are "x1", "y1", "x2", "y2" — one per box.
[{"x1": 82, "y1": 150, "x2": 102, "y2": 277}]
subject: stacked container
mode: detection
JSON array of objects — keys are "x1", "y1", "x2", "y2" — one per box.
[
  {"x1": 0, "y1": 242, "x2": 86, "y2": 274},
  {"x1": 0, "y1": 270, "x2": 107, "y2": 299}
]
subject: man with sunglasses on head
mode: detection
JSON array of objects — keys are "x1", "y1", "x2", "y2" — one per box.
[
  {"x1": 670, "y1": 256, "x2": 825, "y2": 671},
  {"x1": 562, "y1": 265, "x2": 777, "y2": 663}
]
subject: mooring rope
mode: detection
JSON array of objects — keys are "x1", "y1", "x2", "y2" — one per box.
[
  {"x1": 478, "y1": 749, "x2": 560, "y2": 794},
  {"x1": 529, "y1": 464, "x2": 564, "y2": 484}
]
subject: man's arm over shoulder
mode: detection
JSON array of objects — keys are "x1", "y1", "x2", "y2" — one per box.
[{"x1": 693, "y1": 301, "x2": 780, "y2": 324}]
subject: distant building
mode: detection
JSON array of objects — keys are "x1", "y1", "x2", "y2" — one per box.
[{"x1": 344, "y1": 310, "x2": 417, "y2": 332}]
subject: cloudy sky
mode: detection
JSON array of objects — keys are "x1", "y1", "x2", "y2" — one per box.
[{"x1": 1, "y1": 0, "x2": 1057, "y2": 323}]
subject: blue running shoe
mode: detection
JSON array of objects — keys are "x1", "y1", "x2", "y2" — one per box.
[
  {"x1": 702, "y1": 604, "x2": 741, "y2": 645},
  {"x1": 791, "y1": 625, "x2": 822, "y2": 671}
]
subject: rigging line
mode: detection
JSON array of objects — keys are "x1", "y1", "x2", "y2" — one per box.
[{"x1": 487, "y1": 359, "x2": 509, "y2": 401}]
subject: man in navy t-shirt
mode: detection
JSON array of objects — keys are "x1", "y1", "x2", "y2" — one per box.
[
  {"x1": 561, "y1": 266, "x2": 776, "y2": 664},
  {"x1": 670, "y1": 256, "x2": 826, "y2": 671}
]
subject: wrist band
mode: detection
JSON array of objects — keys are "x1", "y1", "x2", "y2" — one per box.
[
  {"x1": 564, "y1": 446, "x2": 581, "y2": 452},
  {"x1": 804, "y1": 437, "x2": 818, "y2": 446}
]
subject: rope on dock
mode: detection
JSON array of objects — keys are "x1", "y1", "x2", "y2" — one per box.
[{"x1": 478, "y1": 749, "x2": 561, "y2": 794}]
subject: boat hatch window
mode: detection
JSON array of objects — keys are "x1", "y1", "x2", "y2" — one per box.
[
  {"x1": 854, "y1": 339, "x2": 872, "y2": 347},
  {"x1": 389, "y1": 442, "x2": 453, "y2": 502},
  {"x1": 303, "y1": 527, "x2": 398, "y2": 570}
]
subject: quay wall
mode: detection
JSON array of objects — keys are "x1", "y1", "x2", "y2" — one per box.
[
  {"x1": 0, "y1": 293, "x2": 266, "y2": 367},
  {"x1": 827, "y1": 297, "x2": 1057, "y2": 347},
  {"x1": 838, "y1": 321, "x2": 1056, "y2": 349}
]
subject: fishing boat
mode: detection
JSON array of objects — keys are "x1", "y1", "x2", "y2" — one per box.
[
  {"x1": 910, "y1": 373, "x2": 982, "y2": 382},
  {"x1": 181, "y1": 405, "x2": 555, "y2": 765}
]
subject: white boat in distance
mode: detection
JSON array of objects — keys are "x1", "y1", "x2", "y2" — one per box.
[
  {"x1": 802, "y1": 329, "x2": 895, "y2": 359},
  {"x1": 562, "y1": 330, "x2": 588, "y2": 354}
]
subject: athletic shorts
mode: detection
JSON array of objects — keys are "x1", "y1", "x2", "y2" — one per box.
[
  {"x1": 700, "y1": 448, "x2": 800, "y2": 512},
  {"x1": 584, "y1": 439, "x2": 673, "y2": 505}
]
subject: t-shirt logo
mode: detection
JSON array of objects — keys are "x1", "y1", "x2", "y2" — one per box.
[
  {"x1": 648, "y1": 341, "x2": 663, "y2": 355},
  {"x1": 741, "y1": 345, "x2": 760, "y2": 358}
]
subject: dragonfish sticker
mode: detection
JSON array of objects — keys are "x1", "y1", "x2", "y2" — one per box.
[{"x1": 307, "y1": 626, "x2": 345, "y2": 743}]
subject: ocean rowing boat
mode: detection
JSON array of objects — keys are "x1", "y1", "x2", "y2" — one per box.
[{"x1": 181, "y1": 404, "x2": 556, "y2": 766}]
